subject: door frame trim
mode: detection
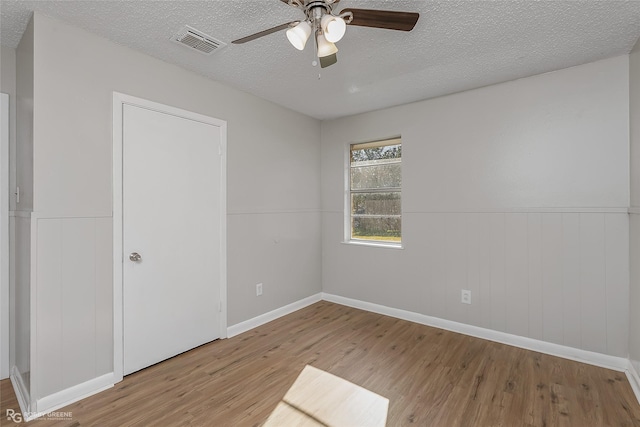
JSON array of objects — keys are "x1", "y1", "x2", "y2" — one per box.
[
  {"x1": 0, "y1": 93, "x2": 9, "y2": 380},
  {"x1": 112, "y1": 92, "x2": 227, "y2": 383}
]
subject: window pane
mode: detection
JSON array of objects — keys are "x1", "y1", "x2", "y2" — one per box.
[
  {"x1": 351, "y1": 143, "x2": 401, "y2": 164},
  {"x1": 351, "y1": 192, "x2": 401, "y2": 240},
  {"x1": 351, "y1": 192, "x2": 401, "y2": 216},
  {"x1": 350, "y1": 161, "x2": 401, "y2": 190},
  {"x1": 352, "y1": 216, "x2": 401, "y2": 241}
]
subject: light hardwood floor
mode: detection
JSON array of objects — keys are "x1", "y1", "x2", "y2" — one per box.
[{"x1": 2, "y1": 301, "x2": 640, "y2": 426}]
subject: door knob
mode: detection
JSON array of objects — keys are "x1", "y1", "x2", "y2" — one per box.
[{"x1": 129, "y1": 252, "x2": 142, "y2": 262}]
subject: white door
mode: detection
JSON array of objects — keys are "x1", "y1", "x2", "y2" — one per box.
[{"x1": 123, "y1": 104, "x2": 222, "y2": 375}]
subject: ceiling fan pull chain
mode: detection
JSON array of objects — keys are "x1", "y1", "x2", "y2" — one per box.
[
  {"x1": 312, "y1": 29, "x2": 322, "y2": 78},
  {"x1": 312, "y1": 24, "x2": 319, "y2": 68}
]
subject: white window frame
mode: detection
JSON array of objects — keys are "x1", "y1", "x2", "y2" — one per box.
[{"x1": 344, "y1": 137, "x2": 403, "y2": 249}]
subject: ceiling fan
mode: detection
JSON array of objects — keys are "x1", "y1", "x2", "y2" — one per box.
[{"x1": 232, "y1": 0, "x2": 420, "y2": 68}]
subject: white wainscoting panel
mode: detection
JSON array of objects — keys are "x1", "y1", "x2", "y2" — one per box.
[
  {"x1": 607, "y1": 214, "x2": 630, "y2": 357},
  {"x1": 34, "y1": 216, "x2": 112, "y2": 401},
  {"x1": 630, "y1": 212, "x2": 640, "y2": 400},
  {"x1": 541, "y1": 213, "x2": 564, "y2": 345},
  {"x1": 14, "y1": 214, "x2": 31, "y2": 395},
  {"x1": 322, "y1": 210, "x2": 629, "y2": 357},
  {"x1": 505, "y1": 213, "x2": 529, "y2": 338},
  {"x1": 527, "y1": 213, "x2": 543, "y2": 341},
  {"x1": 579, "y1": 213, "x2": 608, "y2": 354}
]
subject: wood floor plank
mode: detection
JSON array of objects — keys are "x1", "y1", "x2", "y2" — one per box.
[{"x1": 1, "y1": 301, "x2": 640, "y2": 426}]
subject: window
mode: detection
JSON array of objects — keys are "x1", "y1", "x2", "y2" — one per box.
[{"x1": 348, "y1": 138, "x2": 401, "y2": 245}]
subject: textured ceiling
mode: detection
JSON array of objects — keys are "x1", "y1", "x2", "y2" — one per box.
[{"x1": 2, "y1": 1, "x2": 640, "y2": 119}]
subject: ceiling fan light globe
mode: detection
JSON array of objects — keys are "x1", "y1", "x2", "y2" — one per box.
[
  {"x1": 316, "y1": 33, "x2": 338, "y2": 57},
  {"x1": 286, "y1": 21, "x2": 312, "y2": 50},
  {"x1": 321, "y1": 15, "x2": 346, "y2": 43}
]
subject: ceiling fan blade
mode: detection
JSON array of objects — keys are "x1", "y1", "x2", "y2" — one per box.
[
  {"x1": 320, "y1": 53, "x2": 337, "y2": 68},
  {"x1": 232, "y1": 21, "x2": 298, "y2": 44},
  {"x1": 341, "y1": 8, "x2": 419, "y2": 31}
]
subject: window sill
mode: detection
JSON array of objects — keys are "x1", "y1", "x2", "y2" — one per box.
[{"x1": 342, "y1": 240, "x2": 404, "y2": 249}]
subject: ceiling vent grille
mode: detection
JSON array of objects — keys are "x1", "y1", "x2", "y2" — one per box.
[{"x1": 171, "y1": 26, "x2": 226, "y2": 55}]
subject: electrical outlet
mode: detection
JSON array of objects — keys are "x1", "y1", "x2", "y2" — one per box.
[
  {"x1": 256, "y1": 283, "x2": 263, "y2": 296},
  {"x1": 461, "y1": 289, "x2": 471, "y2": 305}
]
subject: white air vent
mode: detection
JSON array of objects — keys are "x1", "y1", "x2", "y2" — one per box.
[{"x1": 171, "y1": 25, "x2": 226, "y2": 55}]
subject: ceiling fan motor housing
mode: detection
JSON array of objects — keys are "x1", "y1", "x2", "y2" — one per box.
[{"x1": 300, "y1": 0, "x2": 335, "y2": 34}]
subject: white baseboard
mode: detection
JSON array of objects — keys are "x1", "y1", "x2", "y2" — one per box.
[
  {"x1": 227, "y1": 293, "x2": 322, "y2": 338},
  {"x1": 30, "y1": 373, "x2": 114, "y2": 421},
  {"x1": 321, "y1": 293, "x2": 629, "y2": 373},
  {"x1": 10, "y1": 365, "x2": 30, "y2": 415},
  {"x1": 627, "y1": 360, "x2": 640, "y2": 404}
]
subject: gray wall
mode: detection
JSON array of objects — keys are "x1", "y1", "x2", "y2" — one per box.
[
  {"x1": 29, "y1": 12, "x2": 321, "y2": 402},
  {"x1": 629, "y1": 39, "x2": 640, "y2": 375},
  {"x1": 321, "y1": 56, "x2": 630, "y2": 357},
  {"x1": 1, "y1": 46, "x2": 16, "y2": 213}
]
